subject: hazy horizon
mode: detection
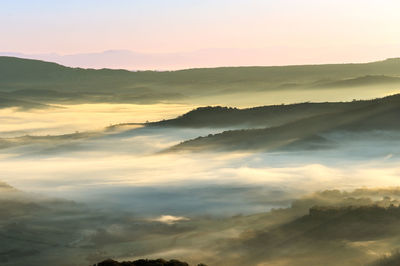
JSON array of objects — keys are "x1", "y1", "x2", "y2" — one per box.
[
  {"x1": 2, "y1": 0, "x2": 400, "y2": 70},
  {"x1": 2, "y1": 49, "x2": 400, "y2": 70}
]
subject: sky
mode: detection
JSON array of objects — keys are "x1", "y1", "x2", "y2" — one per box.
[{"x1": 1, "y1": 0, "x2": 400, "y2": 68}]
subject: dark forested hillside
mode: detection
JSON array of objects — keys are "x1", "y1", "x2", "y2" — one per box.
[{"x1": 166, "y1": 94, "x2": 400, "y2": 152}]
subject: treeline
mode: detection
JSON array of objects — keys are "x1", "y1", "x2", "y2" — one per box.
[
  {"x1": 94, "y1": 258, "x2": 207, "y2": 266},
  {"x1": 167, "y1": 93, "x2": 400, "y2": 152}
]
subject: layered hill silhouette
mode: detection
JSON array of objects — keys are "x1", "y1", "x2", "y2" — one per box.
[
  {"x1": 315, "y1": 74, "x2": 400, "y2": 88},
  {"x1": 165, "y1": 94, "x2": 400, "y2": 152},
  {"x1": 1, "y1": 56, "x2": 400, "y2": 108}
]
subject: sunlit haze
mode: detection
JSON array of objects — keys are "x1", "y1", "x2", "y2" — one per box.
[{"x1": 1, "y1": 0, "x2": 400, "y2": 69}]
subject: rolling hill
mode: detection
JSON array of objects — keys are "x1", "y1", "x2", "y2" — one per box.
[
  {"x1": 1, "y1": 56, "x2": 400, "y2": 108},
  {"x1": 166, "y1": 94, "x2": 400, "y2": 152},
  {"x1": 148, "y1": 99, "x2": 385, "y2": 129},
  {"x1": 315, "y1": 74, "x2": 400, "y2": 88}
]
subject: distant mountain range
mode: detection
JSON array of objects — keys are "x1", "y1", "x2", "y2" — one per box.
[{"x1": 3, "y1": 49, "x2": 399, "y2": 71}]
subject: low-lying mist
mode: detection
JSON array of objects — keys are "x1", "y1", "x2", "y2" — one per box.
[
  {"x1": 1, "y1": 117, "x2": 400, "y2": 217},
  {"x1": 2, "y1": 101, "x2": 400, "y2": 266},
  {"x1": 3, "y1": 180, "x2": 400, "y2": 266}
]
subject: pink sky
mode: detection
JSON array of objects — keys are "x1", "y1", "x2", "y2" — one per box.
[{"x1": 1, "y1": 0, "x2": 400, "y2": 69}]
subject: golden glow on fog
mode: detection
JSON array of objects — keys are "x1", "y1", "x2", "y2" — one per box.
[{"x1": 0, "y1": 103, "x2": 195, "y2": 137}]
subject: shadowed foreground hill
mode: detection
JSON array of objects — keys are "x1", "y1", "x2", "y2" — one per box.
[
  {"x1": 231, "y1": 203, "x2": 400, "y2": 266},
  {"x1": 4, "y1": 182, "x2": 400, "y2": 266},
  {"x1": 167, "y1": 94, "x2": 400, "y2": 152},
  {"x1": 91, "y1": 189, "x2": 400, "y2": 266},
  {"x1": 372, "y1": 251, "x2": 400, "y2": 266}
]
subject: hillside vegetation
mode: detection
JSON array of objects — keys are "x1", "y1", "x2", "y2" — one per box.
[
  {"x1": 166, "y1": 94, "x2": 400, "y2": 152},
  {"x1": 1, "y1": 56, "x2": 400, "y2": 108}
]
